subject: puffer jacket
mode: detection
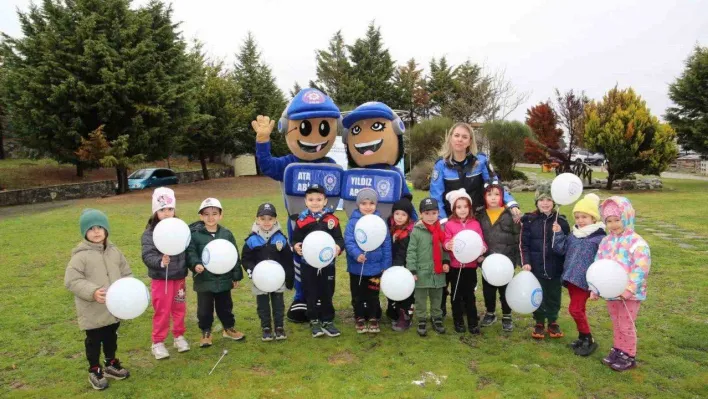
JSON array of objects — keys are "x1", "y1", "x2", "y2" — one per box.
[
  {"x1": 345, "y1": 210, "x2": 392, "y2": 276},
  {"x1": 520, "y1": 211, "x2": 570, "y2": 280},
  {"x1": 478, "y1": 207, "x2": 521, "y2": 266},
  {"x1": 141, "y1": 226, "x2": 188, "y2": 280},
  {"x1": 443, "y1": 217, "x2": 487, "y2": 268},
  {"x1": 186, "y1": 221, "x2": 243, "y2": 293},
  {"x1": 554, "y1": 224, "x2": 606, "y2": 290},
  {"x1": 241, "y1": 221, "x2": 295, "y2": 290},
  {"x1": 64, "y1": 240, "x2": 133, "y2": 330},
  {"x1": 406, "y1": 222, "x2": 450, "y2": 288}
]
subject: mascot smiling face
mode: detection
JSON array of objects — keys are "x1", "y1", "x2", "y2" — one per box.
[
  {"x1": 278, "y1": 89, "x2": 341, "y2": 161},
  {"x1": 342, "y1": 102, "x2": 405, "y2": 167}
]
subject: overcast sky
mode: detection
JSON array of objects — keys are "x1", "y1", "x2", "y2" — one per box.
[{"x1": 2, "y1": 0, "x2": 707, "y2": 122}]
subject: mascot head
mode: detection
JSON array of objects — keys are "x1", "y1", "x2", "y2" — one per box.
[
  {"x1": 342, "y1": 102, "x2": 405, "y2": 167},
  {"x1": 277, "y1": 89, "x2": 341, "y2": 161}
]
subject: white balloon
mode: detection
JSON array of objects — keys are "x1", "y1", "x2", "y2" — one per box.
[
  {"x1": 354, "y1": 214, "x2": 387, "y2": 252},
  {"x1": 252, "y1": 260, "x2": 286, "y2": 293},
  {"x1": 452, "y1": 230, "x2": 484, "y2": 264},
  {"x1": 153, "y1": 218, "x2": 191, "y2": 256},
  {"x1": 202, "y1": 239, "x2": 238, "y2": 274},
  {"x1": 481, "y1": 254, "x2": 515, "y2": 287},
  {"x1": 302, "y1": 231, "x2": 337, "y2": 269},
  {"x1": 380, "y1": 266, "x2": 415, "y2": 301},
  {"x1": 106, "y1": 277, "x2": 150, "y2": 320},
  {"x1": 551, "y1": 173, "x2": 584, "y2": 205},
  {"x1": 506, "y1": 271, "x2": 543, "y2": 314},
  {"x1": 586, "y1": 259, "x2": 629, "y2": 299}
]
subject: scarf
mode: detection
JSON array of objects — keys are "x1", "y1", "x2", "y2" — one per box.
[
  {"x1": 423, "y1": 220, "x2": 445, "y2": 274},
  {"x1": 572, "y1": 222, "x2": 606, "y2": 238},
  {"x1": 390, "y1": 218, "x2": 413, "y2": 242}
]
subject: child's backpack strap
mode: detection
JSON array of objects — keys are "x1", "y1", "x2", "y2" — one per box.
[
  {"x1": 282, "y1": 163, "x2": 343, "y2": 230},
  {"x1": 341, "y1": 168, "x2": 402, "y2": 219}
]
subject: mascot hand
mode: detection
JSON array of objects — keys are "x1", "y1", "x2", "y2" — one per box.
[{"x1": 252, "y1": 115, "x2": 275, "y2": 143}]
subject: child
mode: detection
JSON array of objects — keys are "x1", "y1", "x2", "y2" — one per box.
[
  {"x1": 344, "y1": 188, "x2": 393, "y2": 334},
  {"x1": 407, "y1": 197, "x2": 450, "y2": 337},
  {"x1": 477, "y1": 181, "x2": 520, "y2": 332},
  {"x1": 443, "y1": 188, "x2": 487, "y2": 334},
  {"x1": 520, "y1": 184, "x2": 570, "y2": 339},
  {"x1": 64, "y1": 209, "x2": 132, "y2": 390},
  {"x1": 241, "y1": 202, "x2": 295, "y2": 341},
  {"x1": 386, "y1": 195, "x2": 416, "y2": 332},
  {"x1": 553, "y1": 193, "x2": 606, "y2": 356},
  {"x1": 594, "y1": 196, "x2": 650, "y2": 371},
  {"x1": 141, "y1": 187, "x2": 189, "y2": 360},
  {"x1": 291, "y1": 184, "x2": 345, "y2": 338},
  {"x1": 186, "y1": 198, "x2": 244, "y2": 348}
]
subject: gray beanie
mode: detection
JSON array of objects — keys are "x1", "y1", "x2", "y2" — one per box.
[{"x1": 356, "y1": 188, "x2": 378, "y2": 206}]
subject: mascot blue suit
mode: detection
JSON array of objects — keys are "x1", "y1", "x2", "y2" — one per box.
[{"x1": 252, "y1": 88, "x2": 342, "y2": 323}]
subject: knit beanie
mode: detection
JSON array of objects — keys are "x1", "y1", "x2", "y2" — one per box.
[
  {"x1": 80, "y1": 208, "x2": 110, "y2": 238},
  {"x1": 445, "y1": 188, "x2": 473, "y2": 211},
  {"x1": 152, "y1": 187, "x2": 176, "y2": 214},
  {"x1": 601, "y1": 200, "x2": 622, "y2": 221},
  {"x1": 356, "y1": 188, "x2": 378, "y2": 206},
  {"x1": 534, "y1": 183, "x2": 553, "y2": 204},
  {"x1": 572, "y1": 193, "x2": 601, "y2": 221},
  {"x1": 391, "y1": 194, "x2": 414, "y2": 218}
]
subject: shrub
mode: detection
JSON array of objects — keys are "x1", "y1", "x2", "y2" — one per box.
[{"x1": 410, "y1": 160, "x2": 434, "y2": 190}]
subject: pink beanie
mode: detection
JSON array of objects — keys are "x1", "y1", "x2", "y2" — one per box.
[
  {"x1": 152, "y1": 187, "x2": 176, "y2": 214},
  {"x1": 601, "y1": 200, "x2": 622, "y2": 221}
]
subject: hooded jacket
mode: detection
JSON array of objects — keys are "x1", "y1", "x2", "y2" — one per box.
[
  {"x1": 595, "y1": 197, "x2": 651, "y2": 301},
  {"x1": 520, "y1": 210, "x2": 570, "y2": 280},
  {"x1": 554, "y1": 223, "x2": 606, "y2": 290},
  {"x1": 241, "y1": 221, "x2": 295, "y2": 290},
  {"x1": 141, "y1": 226, "x2": 188, "y2": 280},
  {"x1": 344, "y1": 210, "x2": 392, "y2": 276},
  {"x1": 64, "y1": 240, "x2": 133, "y2": 330}
]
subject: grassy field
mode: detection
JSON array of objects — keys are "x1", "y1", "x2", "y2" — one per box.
[{"x1": 0, "y1": 177, "x2": 706, "y2": 398}]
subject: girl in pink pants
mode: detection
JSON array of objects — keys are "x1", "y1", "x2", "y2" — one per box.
[
  {"x1": 141, "y1": 187, "x2": 190, "y2": 360},
  {"x1": 592, "y1": 196, "x2": 651, "y2": 372}
]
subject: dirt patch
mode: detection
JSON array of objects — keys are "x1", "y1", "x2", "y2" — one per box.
[
  {"x1": 327, "y1": 350, "x2": 358, "y2": 365},
  {"x1": 10, "y1": 381, "x2": 27, "y2": 390}
]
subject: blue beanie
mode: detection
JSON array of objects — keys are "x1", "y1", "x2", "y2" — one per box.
[
  {"x1": 342, "y1": 102, "x2": 396, "y2": 128},
  {"x1": 285, "y1": 89, "x2": 341, "y2": 120}
]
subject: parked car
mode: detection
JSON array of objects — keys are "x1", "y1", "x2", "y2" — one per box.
[
  {"x1": 586, "y1": 152, "x2": 605, "y2": 166},
  {"x1": 571, "y1": 150, "x2": 605, "y2": 166},
  {"x1": 128, "y1": 168, "x2": 178, "y2": 190},
  {"x1": 570, "y1": 150, "x2": 592, "y2": 163}
]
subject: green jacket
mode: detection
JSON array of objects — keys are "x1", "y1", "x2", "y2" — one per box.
[
  {"x1": 186, "y1": 222, "x2": 243, "y2": 293},
  {"x1": 406, "y1": 222, "x2": 450, "y2": 289},
  {"x1": 64, "y1": 240, "x2": 133, "y2": 330}
]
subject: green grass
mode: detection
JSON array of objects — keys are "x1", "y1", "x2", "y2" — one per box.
[{"x1": 0, "y1": 181, "x2": 707, "y2": 398}]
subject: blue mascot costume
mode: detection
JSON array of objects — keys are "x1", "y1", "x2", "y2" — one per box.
[{"x1": 252, "y1": 88, "x2": 342, "y2": 323}]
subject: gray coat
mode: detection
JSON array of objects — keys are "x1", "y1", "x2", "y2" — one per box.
[
  {"x1": 141, "y1": 227, "x2": 188, "y2": 280},
  {"x1": 477, "y1": 208, "x2": 521, "y2": 266}
]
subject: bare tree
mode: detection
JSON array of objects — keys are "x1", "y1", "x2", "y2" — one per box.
[
  {"x1": 485, "y1": 68, "x2": 531, "y2": 121},
  {"x1": 554, "y1": 88, "x2": 588, "y2": 164}
]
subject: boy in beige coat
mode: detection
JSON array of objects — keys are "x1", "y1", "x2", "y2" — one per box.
[{"x1": 65, "y1": 209, "x2": 133, "y2": 390}]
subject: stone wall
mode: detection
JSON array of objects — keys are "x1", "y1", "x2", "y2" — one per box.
[
  {"x1": 506, "y1": 177, "x2": 662, "y2": 193},
  {"x1": 0, "y1": 166, "x2": 234, "y2": 207}
]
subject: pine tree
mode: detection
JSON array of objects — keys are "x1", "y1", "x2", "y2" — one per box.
[
  {"x1": 289, "y1": 82, "x2": 302, "y2": 99},
  {"x1": 312, "y1": 31, "x2": 356, "y2": 105},
  {"x1": 392, "y1": 58, "x2": 424, "y2": 125},
  {"x1": 442, "y1": 60, "x2": 493, "y2": 123},
  {"x1": 427, "y1": 57, "x2": 456, "y2": 116},
  {"x1": 348, "y1": 22, "x2": 396, "y2": 105}
]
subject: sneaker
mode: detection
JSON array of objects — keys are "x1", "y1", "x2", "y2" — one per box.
[
  {"x1": 392, "y1": 309, "x2": 411, "y2": 332},
  {"x1": 151, "y1": 342, "x2": 170, "y2": 359},
  {"x1": 532, "y1": 323, "x2": 545, "y2": 339},
  {"x1": 274, "y1": 327, "x2": 287, "y2": 340},
  {"x1": 355, "y1": 318, "x2": 368, "y2": 334},
  {"x1": 199, "y1": 330, "x2": 212, "y2": 348},
  {"x1": 261, "y1": 327, "x2": 274, "y2": 342},
  {"x1": 310, "y1": 320, "x2": 325, "y2": 338},
  {"x1": 602, "y1": 348, "x2": 619, "y2": 366},
  {"x1": 417, "y1": 320, "x2": 427, "y2": 337},
  {"x1": 223, "y1": 328, "x2": 245, "y2": 341},
  {"x1": 501, "y1": 315, "x2": 513, "y2": 332},
  {"x1": 432, "y1": 318, "x2": 446, "y2": 334},
  {"x1": 88, "y1": 366, "x2": 108, "y2": 390},
  {"x1": 173, "y1": 336, "x2": 190, "y2": 353},
  {"x1": 547, "y1": 322, "x2": 564, "y2": 338},
  {"x1": 568, "y1": 337, "x2": 583, "y2": 350},
  {"x1": 574, "y1": 336, "x2": 599, "y2": 357},
  {"x1": 480, "y1": 313, "x2": 497, "y2": 327},
  {"x1": 321, "y1": 321, "x2": 341, "y2": 337},
  {"x1": 610, "y1": 351, "x2": 637, "y2": 372},
  {"x1": 104, "y1": 358, "x2": 130, "y2": 380},
  {"x1": 454, "y1": 321, "x2": 466, "y2": 333},
  {"x1": 368, "y1": 319, "x2": 380, "y2": 334},
  {"x1": 469, "y1": 326, "x2": 481, "y2": 335}
]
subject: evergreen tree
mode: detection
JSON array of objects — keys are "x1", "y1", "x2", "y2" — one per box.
[
  {"x1": 427, "y1": 56, "x2": 456, "y2": 115},
  {"x1": 348, "y1": 22, "x2": 396, "y2": 105},
  {"x1": 289, "y1": 81, "x2": 302, "y2": 99},
  {"x1": 442, "y1": 60, "x2": 493, "y2": 123},
  {"x1": 392, "y1": 58, "x2": 424, "y2": 125},
  {"x1": 312, "y1": 31, "x2": 356, "y2": 105}
]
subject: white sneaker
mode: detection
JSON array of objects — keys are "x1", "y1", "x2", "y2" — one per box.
[
  {"x1": 151, "y1": 342, "x2": 170, "y2": 360},
  {"x1": 173, "y1": 336, "x2": 190, "y2": 353}
]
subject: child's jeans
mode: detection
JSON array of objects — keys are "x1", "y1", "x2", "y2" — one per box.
[
  {"x1": 567, "y1": 282, "x2": 591, "y2": 334},
  {"x1": 608, "y1": 300, "x2": 641, "y2": 356},
  {"x1": 256, "y1": 292, "x2": 285, "y2": 329},
  {"x1": 151, "y1": 278, "x2": 187, "y2": 343},
  {"x1": 414, "y1": 287, "x2": 443, "y2": 321}
]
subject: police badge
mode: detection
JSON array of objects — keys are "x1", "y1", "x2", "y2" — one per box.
[
  {"x1": 327, "y1": 218, "x2": 336, "y2": 230},
  {"x1": 276, "y1": 240, "x2": 284, "y2": 251},
  {"x1": 376, "y1": 179, "x2": 391, "y2": 199},
  {"x1": 324, "y1": 173, "x2": 337, "y2": 192},
  {"x1": 432, "y1": 168, "x2": 439, "y2": 181}
]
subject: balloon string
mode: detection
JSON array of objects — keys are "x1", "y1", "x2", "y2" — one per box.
[
  {"x1": 358, "y1": 252, "x2": 367, "y2": 286},
  {"x1": 621, "y1": 298, "x2": 637, "y2": 340},
  {"x1": 452, "y1": 263, "x2": 463, "y2": 301},
  {"x1": 165, "y1": 262, "x2": 169, "y2": 294},
  {"x1": 551, "y1": 206, "x2": 560, "y2": 248}
]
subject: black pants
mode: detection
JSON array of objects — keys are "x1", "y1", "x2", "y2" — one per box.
[
  {"x1": 447, "y1": 268, "x2": 479, "y2": 327},
  {"x1": 349, "y1": 273, "x2": 382, "y2": 320},
  {"x1": 197, "y1": 291, "x2": 235, "y2": 331},
  {"x1": 257, "y1": 293, "x2": 285, "y2": 329},
  {"x1": 85, "y1": 322, "x2": 120, "y2": 369},
  {"x1": 302, "y1": 264, "x2": 335, "y2": 322},
  {"x1": 386, "y1": 294, "x2": 415, "y2": 320},
  {"x1": 482, "y1": 278, "x2": 511, "y2": 314}
]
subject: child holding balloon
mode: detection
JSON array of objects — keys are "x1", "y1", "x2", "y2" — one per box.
[
  {"x1": 477, "y1": 180, "x2": 520, "y2": 332},
  {"x1": 407, "y1": 197, "x2": 450, "y2": 336},
  {"x1": 65, "y1": 209, "x2": 132, "y2": 390},
  {"x1": 344, "y1": 188, "x2": 392, "y2": 334},
  {"x1": 141, "y1": 187, "x2": 190, "y2": 360},
  {"x1": 520, "y1": 184, "x2": 570, "y2": 339},
  {"x1": 186, "y1": 198, "x2": 244, "y2": 348},
  {"x1": 386, "y1": 194, "x2": 416, "y2": 331},
  {"x1": 593, "y1": 196, "x2": 651, "y2": 372},
  {"x1": 241, "y1": 202, "x2": 294, "y2": 341},
  {"x1": 551, "y1": 193, "x2": 606, "y2": 356},
  {"x1": 291, "y1": 184, "x2": 345, "y2": 338},
  {"x1": 443, "y1": 188, "x2": 487, "y2": 334}
]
